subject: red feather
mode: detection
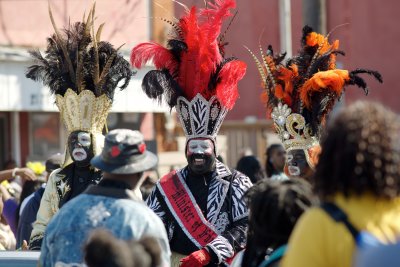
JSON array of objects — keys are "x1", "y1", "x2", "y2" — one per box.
[
  {"x1": 200, "y1": 0, "x2": 236, "y2": 41},
  {"x1": 215, "y1": 60, "x2": 246, "y2": 109},
  {"x1": 177, "y1": 1, "x2": 236, "y2": 101},
  {"x1": 130, "y1": 42, "x2": 177, "y2": 72},
  {"x1": 177, "y1": 7, "x2": 202, "y2": 99},
  {"x1": 130, "y1": 0, "x2": 241, "y2": 104}
]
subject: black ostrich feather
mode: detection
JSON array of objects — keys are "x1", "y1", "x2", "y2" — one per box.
[
  {"x1": 25, "y1": 4, "x2": 132, "y2": 100},
  {"x1": 142, "y1": 69, "x2": 183, "y2": 108},
  {"x1": 167, "y1": 39, "x2": 188, "y2": 64},
  {"x1": 208, "y1": 57, "x2": 237, "y2": 92},
  {"x1": 348, "y1": 69, "x2": 383, "y2": 95}
]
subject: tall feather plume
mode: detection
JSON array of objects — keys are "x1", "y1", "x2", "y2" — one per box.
[
  {"x1": 26, "y1": 2, "x2": 132, "y2": 100},
  {"x1": 131, "y1": 0, "x2": 245, "y2": 110},
  {"x1": 48, "y1": 3, "x2": 76, "y2": 87}
]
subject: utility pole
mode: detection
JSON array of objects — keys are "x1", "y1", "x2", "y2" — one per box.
[
  {"x1": 302, "y1": 0, "x2": 327, "y2": 35},
  {"x1": 279, "y1": 0, "x2": 293, "y2": 57}
]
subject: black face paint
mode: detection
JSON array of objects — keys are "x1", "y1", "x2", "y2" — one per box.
[
  {"x1": 286, "y1": 149, "x2": 313, "y2": 180},
  {"x1": 68, "y1": 131, "x2": 94, "y2": 167},
  {"x1": 187, "y1": 153, "x2": 216, "y2": 175},
  {"x1": 186, "y1": 138, "x2": 216, "y2": 175}
]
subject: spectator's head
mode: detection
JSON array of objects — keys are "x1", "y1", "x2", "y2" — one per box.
[
  {"x1": 84, "y1": 229, "x2": 161, "y2": 267},
  {"x1": 236, "y1": 156, "x2": 264, "y2": 183},
  {"x1": 242, "y1": 178, "x2": 314, "y2": 266},
  {"x1": 91, "y1": 129, "x2": 158, "y2": 189},
  {"x1": 140, "y1": 174, "x2": 158, "y2": 201},
  {"x1": 265, "y1": 144, "x2": 286, "y2": 177},
  {"x1": 314, "y1": 101, "x2": 400, "y2": 200},
  {"x1": 45, "y1": 153, "x2": 63, "y2": 178}
]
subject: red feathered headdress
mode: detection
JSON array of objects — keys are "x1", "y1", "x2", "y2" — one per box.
[{"x1": 131, "y1": 0, "x2": 246, "y2": 110}]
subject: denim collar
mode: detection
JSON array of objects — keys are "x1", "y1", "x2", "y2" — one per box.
[{"x1": 84, "y1": 184, "x2": 141, "y2": 201}]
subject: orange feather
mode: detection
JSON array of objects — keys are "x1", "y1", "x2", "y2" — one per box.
[{"x1": 300, "y1": 69, "x2": 350, "y2": 109}]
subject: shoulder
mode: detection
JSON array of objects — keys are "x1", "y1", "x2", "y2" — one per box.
[
  {"x1": 120, "y1": 200, "x2": 166, "y2": 230},
  {"x1": 158, "y1": 169, "x2": 181, "y2": 185},
  {"x1": 231, "y1": 169, "x2": 253, "y2": 189},
  {"x1": 47, "y1": 168, "x2": 64, "y2": 183},
  {"x1": 292, "y1": 207, "x2": 334, "y2": 234},
  {"x1": 285, "y1": 207, "x2": 338, "y2": 252},
  {"x1": 282, "y1": 207, "x2": 345, "y2": 267},
  {"x1": 53, "y1": 194, "x2": 90, "y2": 216}
]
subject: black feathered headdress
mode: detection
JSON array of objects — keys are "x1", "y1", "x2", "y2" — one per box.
[{"x1": 26, "y1": 3, "x2": 132, "y2": 135}]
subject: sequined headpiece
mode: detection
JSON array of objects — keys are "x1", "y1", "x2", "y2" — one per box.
[
  {"x1": 131, "y1": 0, "x2": 246, "y2": 143},
  {"x1": 248, "y1": 26, "x2": 382, "y2": 153}
]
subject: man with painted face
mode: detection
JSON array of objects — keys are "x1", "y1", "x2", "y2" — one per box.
[
  {"x1": 26, "y1": 4, "x2": 132, "y2": 250},
  {"x1": 147, "y1": 133, "x2": 252, "y2": 267},
  {"x1": 248, "y1": 26, "x2": 380, "y2": 186},
  {"x1": 186, "y1": 138, "x2": 216, "y2": 175},
  {"x1": 65, "y1": 131, "x2": 100, "y2": 199},
  {"x1": 131, "y1": 1, "x2": 252, "y2": 266},
  {"x1": 286, "y1": 147, "x2": 320, "y2": 182}
]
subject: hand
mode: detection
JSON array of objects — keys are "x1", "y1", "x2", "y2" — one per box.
[
  {"x1": 16, "y1": 168, "x2": 37, "y2": 181},
  {"x1": 21, "y1": 240, "x2": 29, "y2": 250},
  {"x1": 180, "y1": 249, "x2": 211, "y2": 267}
]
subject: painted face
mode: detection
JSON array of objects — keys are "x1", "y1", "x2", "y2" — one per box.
[
  {"x1": 286, "y1": 149, "x2": 313, "y2": 180},
  {"x1": 186, "y1": 138, "x2": 216, "y2": 175},
  {"x1": 68, "y1": 131, "x2": 93, "y2": 166}
]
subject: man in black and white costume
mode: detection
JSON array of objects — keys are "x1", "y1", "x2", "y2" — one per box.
[
  {"x1": 147, "y1": 125, "x2": 252, "y2": 266},
  {"x1": 131, "y1": 0, "x2": 252, "y2": 264}
]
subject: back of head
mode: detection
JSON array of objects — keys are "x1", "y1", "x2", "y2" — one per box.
[
  {"x1": 236, "y1": 155, "x2": 263, "y2": 183},
  {"x1": 84, "y1": 230, "x2": 161, "y2": 267},
  {"x1": 314, "y1": 101, "x2": 400, "y2": 199},
  {"x1": 45, "y1": 153, "x2": 63, "y2": 173},
  {"x1": 242, "y1": 178, "x2": 314, "y2": 266},
  {"x1": 84, "y1": 229, "x2": 132, "y2": 267},
  {"x1": 129, "y1": 236, "x2": 162, "y2": 267}
]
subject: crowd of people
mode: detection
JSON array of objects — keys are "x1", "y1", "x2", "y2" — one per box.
[
  {"x1": 1, "y1": 100, "x2": 399, "y2": 267},
  {"x1": 0, "y1": 0, "x2": 397, "y2": 267}
]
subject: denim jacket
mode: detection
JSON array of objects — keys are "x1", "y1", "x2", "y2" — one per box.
[{"x1": 39, "y1": 184, "x2": 171, "y2": 267}]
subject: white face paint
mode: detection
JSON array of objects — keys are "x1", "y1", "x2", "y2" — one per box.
[
  {"x1": 78, "y1": 132, "x2": 91, "y2": 147},
  {"x1": 288, "y1": 166, "x2": 301, "y2": 176},
  {"x1": 72, "y1": 148, "x2": 88, "y2": 161},
  {"x1": 187, "y1": 139, "x2": 214, "y2": 166},
  {"x1": 286, "y1": 153, "x2": 301, "y2": 176}
]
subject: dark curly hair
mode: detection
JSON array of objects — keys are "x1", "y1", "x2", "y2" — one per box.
[
  {"x1": 314, "y1": 101, "x2": 400, "y2": 200},
  {"x1": 84, "y1": 229, "x2": 161, "y2": 267},
  {"x1": 236, "y1": 155, "x2": 264, "y2": 183},
  {"x1": 241, "y1": 178, "x2": 315, "y2": 267}
]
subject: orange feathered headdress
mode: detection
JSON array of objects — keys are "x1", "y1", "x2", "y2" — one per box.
[{"x1": 247, "y1": 25, "x2": 382, "y2": 151}]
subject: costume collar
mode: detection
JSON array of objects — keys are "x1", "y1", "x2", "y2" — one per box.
[{"x1": 182, "y1": 160, "x2": 231, "y2": 181}]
